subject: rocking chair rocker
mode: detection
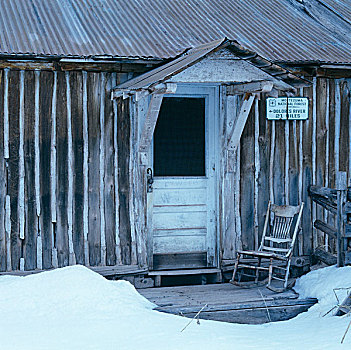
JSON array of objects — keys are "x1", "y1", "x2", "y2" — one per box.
[{"x1": 230, "y1": 201, "x2": 304, "y2": 292}]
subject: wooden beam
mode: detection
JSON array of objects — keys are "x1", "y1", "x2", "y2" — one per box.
[
  {"x1": 313, "y1": 247, "x2": 337, "y2": 266},
  {"x1": 227, "y1": 93, "x2": 255, "y2": 151},
  {"x1": 139, "y1": 93, "x2": 164, "y2": 153},
  {"x1": 226, "y1": 81, "x2": 273, "y2": 95},
  {"x1": 313, "y1": 219, "x2": 337, "y2": 240}
]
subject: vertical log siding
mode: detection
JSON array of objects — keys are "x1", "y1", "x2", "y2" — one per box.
[
  {"x1": 0, "y1": 69, "x2": 136, "y2": 271},
  {"x1": 0, "y1": 71, "x2": 349, "y2": 271},
  {"x1": 238, "y1": 77, "x2": 350, "y2": 257}
]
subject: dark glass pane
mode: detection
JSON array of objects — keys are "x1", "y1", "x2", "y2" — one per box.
[{"x1": 154, "y1": 97, "x2": 205, "y2": 176}]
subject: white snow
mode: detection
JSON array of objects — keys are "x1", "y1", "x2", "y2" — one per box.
[{"x1": 0, "y1": 265, "x2": 350, "y2": 350}]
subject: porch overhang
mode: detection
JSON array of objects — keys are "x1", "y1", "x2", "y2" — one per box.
[{"x1": 111, "y1": 38, "x2": 310, "y2": 99}]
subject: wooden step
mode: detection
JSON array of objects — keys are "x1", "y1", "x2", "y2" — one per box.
[
  {"x1": 148, "y1": 268, "x2": 220, "y2": 276},
  {"x1": 148, "y1": 268, "x2": 221, "y2": 287}
]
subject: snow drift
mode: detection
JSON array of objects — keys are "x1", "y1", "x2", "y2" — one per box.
[{"x1": 0, "y1": 265, "x2": 350, "y2": 350}]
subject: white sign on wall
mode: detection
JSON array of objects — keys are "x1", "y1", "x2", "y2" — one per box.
[{"x1": 266, "y1": 97, "x2": 309, "y2": 120}]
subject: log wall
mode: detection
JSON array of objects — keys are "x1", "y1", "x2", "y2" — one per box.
[
  {"x1": 222, "y1": 77, "x2": 351, "y2": 260},
  {"x1": 0, "y1": 68, "x2": 144, "y2": 271}
]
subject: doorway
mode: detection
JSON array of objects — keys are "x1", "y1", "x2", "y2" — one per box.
[{"x1": 148, "y1": 86, "x2": 217, "y2": 270}]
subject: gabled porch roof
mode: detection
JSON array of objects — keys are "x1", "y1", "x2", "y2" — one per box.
[{"x1": 112, "y1": 38, "x2": 310, "y2": 99}]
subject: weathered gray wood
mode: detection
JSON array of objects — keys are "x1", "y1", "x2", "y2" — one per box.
[
  {"x1": 314, "y1": 219, "x2": 337, "y2": 239},
  {"x1": 8, "y1": 70, "x2": 21, "y2": 270},
  {"x1": 88, "y1": 72, "x2": 101, "y2": 266},
  {"x1": 240, "y1": 107, "x2": 255, "y2": 251},
  {"x1": 70, "y1": 71, "x2": 84, "y2": 265},
  {"x1": 336, "y1": 171, "x2": 347, "y2": 267},
  {"x1": 117, "y1": 97, "x2": 132, "y2": 265},
  {"x1": 313, "y1": 247, "x2": 337, "y2": 265},
  {"x1": 148, "y1": 268, "x2": 220, "y2": 276},
  {"x1": 39, "y1": 71, "x2": 53, "y2": 269},
  {"x1": 23, "y1": 71, "x2": 37, "y2": 270},
  {"x1": 50, "y1": 71, "x2": 58, "y2": 268},
  {"x1": 227, "y1": 93, "x2": 255, "y2": 151},
  {"x1": 34, "y1": 71, "x2": 42, "y2": 270},
  {"x1": 65, "y1": 72, "x2": 76, "y2": 266},
  {"x1": 99, "y1": 72, "x2": 106, "y2": 265},
  {"x1": 139, "y1": 93, "x2": 164, "y2": 153},
  {"x1": 309, "y1": 185, "x2": 337, "y2": 199},
  {"x1": 56, "y1": 72, "x2": 69, "y2": 267},
  {"x1": 104, "y1": 74, "x2": 116, "y2": 266},
  {"x1": 82, "y1": 71, "x2": 89, "y2": 266}
]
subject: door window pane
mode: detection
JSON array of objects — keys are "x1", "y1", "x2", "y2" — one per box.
[{"x1": 154, "y1": 97, "x2": 205, "y2": 176}]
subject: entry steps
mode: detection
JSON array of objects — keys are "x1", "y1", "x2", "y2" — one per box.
[{"x1": 148, "y1": 268, "x2": 222, "y2": 287}]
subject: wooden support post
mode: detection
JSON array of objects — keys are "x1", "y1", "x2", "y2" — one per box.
[
  {"x1": 139, "y1": 93, "x2": 164, "y2": 154},
  {"x1": 227, "y1": 93, "x2": 255, "y2": 151},
  {"x1": 113, "y1": 98, "x2": 122, "y2": 265},
  {"x1": 336, "y1": 171, "x2": 347, "y2": 267},
  {"x1": 254, "y1": 97, "x2": 259, "y2": 250},
  {"x1": 312, "y1": 77, "x2": 317, "y2": 250},
  {"x1": 298, "y1": 87, "x2": 304, "y2": 255},
  {"x1": 285, "y1": 120, "x2": 289, "y2": 205},
  {"x1": 325, "y1": 80, "x2": 330, "y2": 251},
  {"x1": 269, "y1": 121, "x2": 276, "y2": 207},
  {"x1": 99, "y1": 73, "x2": 107, "y2": 265}
]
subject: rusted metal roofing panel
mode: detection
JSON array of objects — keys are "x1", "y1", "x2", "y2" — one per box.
[{"x1": 0, "y1": 0, "x2": 351, "y2": 63}]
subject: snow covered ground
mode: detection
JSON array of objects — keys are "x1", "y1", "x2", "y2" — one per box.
[{"x1": 0, "y1": 265, "x2": 350, "y2": 350}]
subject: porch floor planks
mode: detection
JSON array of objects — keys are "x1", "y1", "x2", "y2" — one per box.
[{"x1": 138, "y1": 283, "x2": 317, "y2": 324}]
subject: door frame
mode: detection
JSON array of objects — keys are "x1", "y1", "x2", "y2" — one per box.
[{"x1": 146, "y1": 83, "x2": 220, "y2": 269}]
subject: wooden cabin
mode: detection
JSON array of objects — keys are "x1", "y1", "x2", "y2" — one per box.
[{"x1": 0, "y1": 0, "x2": 351, "y2": 283}]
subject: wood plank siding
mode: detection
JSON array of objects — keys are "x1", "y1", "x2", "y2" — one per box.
[
  {"x1": 221, "y1": 77, "x2": 351, "y2": 260},
  {"x1": 0, "y1": 69, "x2": 141, "y2": 271},
  {"x1": 0, "y1": 69, "x2": 349, "y2": 272}
]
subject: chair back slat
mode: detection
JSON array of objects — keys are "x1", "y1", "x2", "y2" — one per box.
[{"x1": 259, "y1": 201, "x2": 304, "y2": 257}]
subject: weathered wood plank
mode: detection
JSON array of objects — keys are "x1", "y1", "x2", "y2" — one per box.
[
  {"x1": 50, "y1": 71, "x2": 58, "y2": 268},
  {"x1": 70, "y1": 71, "x2": 84, "y2": 265},
  {"x1": 65, "y1": 72, "x2": 76, "y2": 266},
  {"x1": 104, "y1": 73, "x2": 116, "y2": 266},
  {"x1": 82, "y1": 71, "x2": 89, "y2": 266},
  {"x1": 99, "y1": 73, "x2": 106, "y2": 265},
  {"x1": 23, "y1": 70, "x2": 37, "y2": 270},
  {"x1": 87, "y1": 72, "x2": 101, "y2": 266},
  {"x1": 302, "y1": 81, "x2": 313, "y2": 256},
  {"x1": 117, "y1": 97, "x2": 131, "y2": 264},
  {"x1": 39, "y1": 71, "x2": 53, "y2": 269},
  {"x1": 240, "y1": 107, "x2": 255, "y2": 250},
  {"x1": 56, "y1": 72, "x2": 69, "y2": 267},
  {"x1": 8, "y1": 70, "x2": 21, "y2": 270}
]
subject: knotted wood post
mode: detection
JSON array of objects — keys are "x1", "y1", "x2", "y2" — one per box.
[{"x1": 336, "y1": 171, "x2": 347, "y2": 267}]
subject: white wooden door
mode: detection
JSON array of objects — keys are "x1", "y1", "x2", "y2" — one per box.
[{"x1": 148, "y1": 85, "x2": 217, "y2": 270}]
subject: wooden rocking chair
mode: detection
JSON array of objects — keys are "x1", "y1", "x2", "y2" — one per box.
[{"x1": 230, "y1": 201, "x2": 304, "y2": 292}]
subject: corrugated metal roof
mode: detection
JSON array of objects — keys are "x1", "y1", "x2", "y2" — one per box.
[
  {"x1": 318, "y1": 0, "x2": 351, "y2": 25},
  {"x1": 0, "y1": 0, "x2": 351, "y2": 63}
]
